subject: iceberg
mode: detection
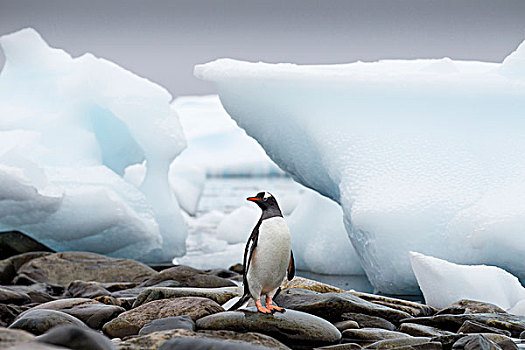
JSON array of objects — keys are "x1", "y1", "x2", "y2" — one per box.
[
  {"x1": 195, "y1": 42, "x2": 525, "y2": 294},
  {"x1": 0, "y1": 28, "x2": 187, "y2": 262},
  {"x1": 171, "y1": 95, "x2": 283, "y2": 177},
  {"x1": 410, "y1": 252, "x2": 525, "y2": 315},
  {"x1": 288, "y1": 188, "x2": 364, "y2": 275}
]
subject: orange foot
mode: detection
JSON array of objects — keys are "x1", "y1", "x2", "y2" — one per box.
[
  {"x1": 267, "y1": 304, "x2": 285, "y2": 313},
  {"x1": 255, "y1": 300, "x2": 272, "y2": 314}
]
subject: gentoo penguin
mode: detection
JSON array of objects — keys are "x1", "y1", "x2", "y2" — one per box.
[{"x1": 229, "y1": 191, "x2": 295, "y2": 314}]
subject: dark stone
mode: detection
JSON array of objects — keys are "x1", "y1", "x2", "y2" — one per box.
[
  {"x1": 139, "y1": 315, "x2": 196, "y2": 335},
  {"x1": 437, "y1": 301, "x2": 507, "y2": 316},
  {"x1": 229, "y1": 263, "x2": 244, "y2": 274},
  {"x1": 0, "y1": 285, "x2": 55, "y2": 304},
  {"x1": 27, "y1": 298, "x2": 125, "y2": 329},
  {"x1": 9, "y1": 309, "x2": 87, "y2": 335},
  {"x1": 0, "y1": 287, "x2": 31, "y2": 305},
  {"x1": 400, "y1": 313, "x2": 525, "y2": 337},
  {"x1": 15, "y1": 252, "x2": 158, "y2": 286},
  {"x1": 333, "y1": 320, "x2": 360, "y2": 332},
  {"x1": 35, "y1": 325, "x2": 115, "y2": 350},
  {"x1": 0, "y1": 259, "x2": 15, "y2": 284},
  {"x1": 100, "y1": 281, "x2": 140, "y2": 292},
  {"x1": 0, "y1": 304, "x2": 29, "y2": 327},
  {"x1": 341, "y1": 313, "x2": 396, "y2": 330},
  {"x1": 364, "y1": 337, "x2": 441, "y2": 350},
  {"x1": 115, "y1": 328, "x2": 290, "y2": 350},
  {"x1": 452, "y1": 334, "x2": 502, "y2": 350},
  {"x1": 399, "y1": 323, "x2": 455, "y2": 337},
  {"x1": 204, "y1": 268, "x2": 240, "y2": 279},
  {"x1": 0, "y1": 231, "x2": 54, "y2": 260},
  {"x1": 317, "y1": 344, "x2": 363, "y2": 350},
  {"x1": 478, "y1": 334, "x2": 517, "y2": 350},
  {"x1": 140, "y1": 265, "x2": 236, "y2": 288},
  {"x1": 274, "y1": 288, "x2": 412, "y2": 324},
  {"x1": 159, "y1": 337, "x2": 272, "y2": 350},
  {"x1": 458, "y1": 320, "x2": 511, "y2": 337},
  {"x1": 349, "y1": 291, "x2": 436, "y2": 317},
  {"x1": 133, "y1": 286, "x2": 240, "y2": 307},
  {"x1": 196, "y1": 307, "x2": 341, "y2": 345},
  {"x1": 67, "y1": 280, "x2": 111, "y2": 299},
  {"x1": 341, "y1": 328, "x2": 412, "y2": 344}
]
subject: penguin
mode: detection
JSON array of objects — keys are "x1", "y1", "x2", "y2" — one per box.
[{"x1": 229, "y1": 191, "x2": 295, "y2": 314}]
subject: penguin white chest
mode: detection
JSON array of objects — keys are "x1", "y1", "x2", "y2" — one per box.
[{"x1": 247, "y1": 217, "x2": 291, "y2": 297}]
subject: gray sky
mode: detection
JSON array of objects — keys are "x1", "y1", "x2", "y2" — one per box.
[{"x1": 1, "y1": 0, "x2": 525, "y2": 96}]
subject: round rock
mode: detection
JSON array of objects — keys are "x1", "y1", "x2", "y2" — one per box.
[
  {"x1": 15, "y1": 252, "x2": 158, "y2": 286},
  {"x1": 35, "y1": 325, "x2": 115, "y2": 350},
  {"x1": 26, "y1": 298, "x2": 125, "y2": 329},
  {"x1": 9, "y1": 309, "x2": 87, "y2": 335},
  {"x1": 115, "y1": 296, "x2": 223, "y2": 329},
  {"x1": 139, "y1": 315, "x2": 195, "y2": 335},
  {"x1": 196, "y1": 307, "x2": 341, "y2": 345}
]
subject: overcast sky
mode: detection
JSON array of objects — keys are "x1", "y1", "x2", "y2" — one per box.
[{"x1": 1, "y1": 0, "x2": 525, "y2": 96}]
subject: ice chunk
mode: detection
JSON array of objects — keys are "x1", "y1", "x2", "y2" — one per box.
[
  {"x1": 410, "y1": 252, "x2": 525, "y2": 314},
  {"x1": 172, "y1": 95, "x2": 283, "y2": 177},
  {"x1": 195, "y1": 43, "x2": 525, "y2": 293},
  {"x1": 125, "y1": 162, "x2": 206, "y2": 216},
  {"x1": 288, "y1": 189, "x2": 364, "y2": 275},
  {"x1": 0, "y1": 28, "x2": 187, "y2": 261},
  {"x1": 216, "y1": 205, "x2": 260, "y2": 244}
]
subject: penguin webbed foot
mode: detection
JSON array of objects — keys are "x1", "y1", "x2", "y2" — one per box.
[
  {"x1": 255, "y1": 299, "x2": 273, "y2": 314},
  {"x1": 267, "y1": 304, "x2": 285, "y2": 313}
]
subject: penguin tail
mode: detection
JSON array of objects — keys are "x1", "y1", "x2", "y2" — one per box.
[{"x1": 227, "y1": 294, "x2": 251, "y2": 311}]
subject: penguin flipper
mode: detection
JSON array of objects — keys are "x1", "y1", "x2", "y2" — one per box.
[
  {"x1": 242, "y1": 219, "x2": 261, "y2": 298},
  {"x1": 227, "y1": 293, "x2": 251, "y2": 311},
  {"x1": 287, "y1": 250, "x2": 295, "y2": 281}
]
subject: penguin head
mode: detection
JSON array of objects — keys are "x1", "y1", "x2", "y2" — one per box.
[{"x1": 247, "y1": 191, "x2": 280, "y2": 211}]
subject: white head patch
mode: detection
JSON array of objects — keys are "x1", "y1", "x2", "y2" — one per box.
[{"x1": 263, "y1": 192, "x2": 272, "y2": 200}]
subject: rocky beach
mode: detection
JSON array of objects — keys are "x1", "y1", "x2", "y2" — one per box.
[{"x1": 0, "y1": 243, "x2": 524, "y2": 350}]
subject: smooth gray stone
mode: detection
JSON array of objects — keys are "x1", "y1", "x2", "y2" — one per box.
[
  {"x1": 139, "y1": 315, "x2": 195, "y2": 335},
  {"x1": 158, "y1": 337, "x2": 273, "y2": 350},
  {"x1": 401, "y1": 313, "x2": 525, "y2": 338},
  {"x1": 196, "y1": 307, "x2": 341, "y2": 345},
  {"x1": 342, "y1": 328, "x2": 412, "y2": 344},
  {"x1": 35, "y1": 325, "x2": 115, "y2": 350},
  {"x1": 399, "y1": 323, "x2": 455, "y2": 337},
  {"x1": 275, "y1": 288, "x2": 412, "y2": 324},
  {"x1": 26, "y1": 298, "x2": 125, "y2": 329},
  {"x1": 140, "y1": 265, "x2": 236, "y2": 288},
  {"x1": 9, "y1": 309, "x2": 87, "y2": 335},
  {"x1": 342, "y1": 313, "x2": 396, "y2": 330},
  {"x1": 133, "y1": 286, "x2": 240, "y2": 307}
]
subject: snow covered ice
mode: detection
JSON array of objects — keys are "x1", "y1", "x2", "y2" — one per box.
[
  {"x1": 195, "y1": 41, "x2": 525, "y2": 294},
  {"x1": 0, "y1": 28, "x2": 187, "y2": 262},
  {"x1": 410, "y1": 252, "x2": 525, "y2": 315}
]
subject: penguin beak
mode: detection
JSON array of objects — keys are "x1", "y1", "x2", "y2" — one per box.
[{"x1": 247, "y1": 197, "x2": 260, "y2": 201}]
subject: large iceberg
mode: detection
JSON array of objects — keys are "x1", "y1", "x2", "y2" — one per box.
[
  {"x1": 195, "y1": 42, "x2": 525, "y2": 294},
  {"x1": 0, "y1": 28, "x2": 187, "y2": 262}
]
